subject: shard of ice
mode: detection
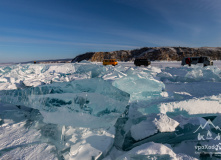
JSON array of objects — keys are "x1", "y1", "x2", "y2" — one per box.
[{"x1": 112, "y1": 68, "x2": 165, "y2": 101}]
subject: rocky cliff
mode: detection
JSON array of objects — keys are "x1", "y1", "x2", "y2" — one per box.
[{"x1": 71, "y1": 47, "x2": 221, "y2": 62}]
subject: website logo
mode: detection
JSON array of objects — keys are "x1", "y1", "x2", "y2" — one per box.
[{"x1": 193, "y1": 119, "x2": 221, "y2": 156}]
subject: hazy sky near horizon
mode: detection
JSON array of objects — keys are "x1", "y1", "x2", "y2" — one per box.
[{"x1": 0, "y1": 0, "x2": 221, "y2": 63}]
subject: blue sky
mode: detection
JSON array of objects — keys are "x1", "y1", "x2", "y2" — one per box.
[{"x1": 0, "y1": 0, "x2": 221, "y2": 63}]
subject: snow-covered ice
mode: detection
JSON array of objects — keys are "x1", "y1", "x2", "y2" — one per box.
[
  {"x1": 0, "y1": 61, "x2": 221, "y2": 159},
  {"x1": 105, "y1": 142, "x2": 198, "y2": 160},
  {"x1": 130, "y1": 113, "x2": 179, "y2": 141}
]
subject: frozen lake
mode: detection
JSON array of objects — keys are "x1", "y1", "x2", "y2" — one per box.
[{"x1": 0, "y1": 61, "x2": 220, "y2": 159}]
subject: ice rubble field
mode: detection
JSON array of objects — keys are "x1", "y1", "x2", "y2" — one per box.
[{"x1": 0, "y1": 61, "x2": 221, "y2": 160}]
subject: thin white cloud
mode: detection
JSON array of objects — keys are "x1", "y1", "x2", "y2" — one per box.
[
  {"x1": 0, "y1": 27, "x2": 76, "y2": 41},
  {"x1": 0, "y1": 36, "x2": 138, "y2": 49}
]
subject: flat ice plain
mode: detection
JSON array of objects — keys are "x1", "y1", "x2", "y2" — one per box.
[{"x1": 0, "y1": 61, "x2": 221, "y2": 160}]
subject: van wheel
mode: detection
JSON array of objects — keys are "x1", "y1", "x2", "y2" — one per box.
[{"x1": 112, "y1": 64, "x2": 115, "y2": 66}]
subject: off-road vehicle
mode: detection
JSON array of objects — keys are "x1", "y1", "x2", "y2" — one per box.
[{"x1": 134, "y1": 59, "x2": 151, "y2": 66}]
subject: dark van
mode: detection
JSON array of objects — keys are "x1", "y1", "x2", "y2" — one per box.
[
  {"x1": 134, "y1": 59, "x2": 151, "y2": 66},
  {"x1": 181, "y1": 56, "x2": 213, "y2": 67}
]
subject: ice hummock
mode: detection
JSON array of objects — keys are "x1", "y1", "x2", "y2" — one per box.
[
  {"x1": 0, "y1": 78, "x2": 130, "y2": 128},
  {"x1": 157, "y1": 65, "x2": 221, "y2": 83}
]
